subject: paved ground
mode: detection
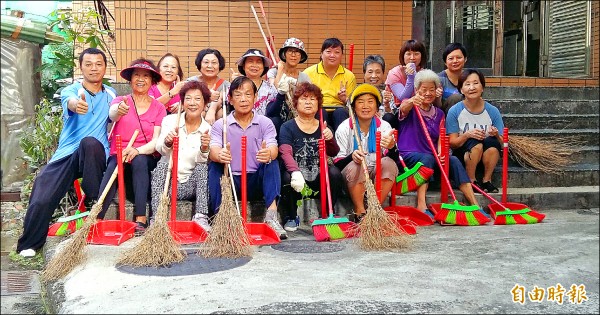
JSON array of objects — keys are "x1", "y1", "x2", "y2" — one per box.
[{"x1": 11, "y1": 209, "x2": 600, "y2": 314}]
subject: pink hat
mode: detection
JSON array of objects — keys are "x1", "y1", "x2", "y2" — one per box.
[{"x1": 120, "y1": 59, "x2": 162, "y2": 82}]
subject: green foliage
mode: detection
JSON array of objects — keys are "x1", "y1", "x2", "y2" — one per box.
[
  {"x1": 8, "y1": 250, "x2": 45, "y2": 270},
  {"x1": 41, "y1": 42, "x2": 74, "y2": 99},
  {"x1": 296, "y1": 184, "x2": 319, "y2": 207}
]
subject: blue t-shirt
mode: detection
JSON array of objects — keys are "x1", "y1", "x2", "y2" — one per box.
[
  {"x1": 51, "y1": 82, "x2": 116, "y2": 163},
  {"x1": 437, "y1": 70, "x2": 459, "y2": 103},
  {"x1": 445, "y1": 101, "x2": 504, "y2": 137}
]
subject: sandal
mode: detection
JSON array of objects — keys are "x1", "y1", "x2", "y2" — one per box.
[
  {"x1": 481, "y1": 181, "x2": 499, "y2": 193},
  {"x1": 351, "y1": 212, "x2": 367, "y2": 223},
  {"x1": 134, "y1": 221, "x2": 147, "y2": 236},
  {"x1": 472, "y1": 180, "x2": 483, "y2": 193}
]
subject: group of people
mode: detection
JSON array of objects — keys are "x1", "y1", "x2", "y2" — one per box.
[{"x1": 16, "y1": 37, "x2": 505, "y2": 258}]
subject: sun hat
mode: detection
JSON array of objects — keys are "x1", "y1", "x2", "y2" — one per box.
[
  {"x1": 279, "y1": 37, "x2": 308, "y2": 63},
  {"x1": 236, "y1": 49, "x2": 273, "y2": 76},
  {"x1": 120, "y1": 59, "x2": 162, "y2": 82},
  {"x1": 350, "y1": 83, "x2": 382, "y2": 107}
]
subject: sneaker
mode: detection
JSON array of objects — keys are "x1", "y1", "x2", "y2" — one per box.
[
  {"x1": 472, "y1": 180, "x2": 483, "y2": 193},
  {"x1": 134, "y1": 221, "x2": 147, "y2": 236},
  {"x1": 481, "y1": 181, "x2": 499, "y2": 193},
  {"x1": 192, "y1": 213, "x2": 212, "y2": 232},
  {"x1": 266, "y1": 219, "x2": 288, "y2": 239},
  {"x1": 19, "y1": 249, "x2": 36, "y2": 258},
  {"x1": 284, "y1": 219, "x2": 298, "y2": 232}
]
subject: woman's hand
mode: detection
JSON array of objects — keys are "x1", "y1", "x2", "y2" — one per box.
[
  {"x1": 466, "y1": 128, "x2": 486, "y2": 140},
  {"x1": 172, "y1": 75, "x2": 185, "y2": 94},
  {"x1": 122, "y1": 147, "x2": 139, "y2": 163},
  {"x1": 380, "y1": 132, "x2": 395, "y2": 149},
  {"x1": 435, "y1": 86, "x2": 443, "y2": 98},
  {"x1": 322, "y1": 123, "x2": 334, "y2": 141},
  {"x1": 164, "y1": 128, "x2": 177, "y2": 148},
  {"x1": 352, "y1": 149, "x2": 366, "y2": 164},
  {"x1": 487, "y1": 126, "x2": 499, "y2": 137},
  {"x1": 438, "y1": 151, "x2": 445, "y2": 164},
  {"x1": 116, "y1": 100, "x2": 129, "y2": 116},
  {"x1": 337, "y1": 81, "x2": 347, "y2": 103},
  {"x1": 200, "y1": 129, "x2": 210, "y2": 152},
  {"x1": 230, "y1": 68, "x2": 240, "y2": 81}
]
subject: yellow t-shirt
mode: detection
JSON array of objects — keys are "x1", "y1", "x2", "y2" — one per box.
[{"x1": 303, "y1": 61, "x2": 356, "y2": 110}]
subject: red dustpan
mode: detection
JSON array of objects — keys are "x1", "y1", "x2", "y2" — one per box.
[
  {"x1": 241, "y1": 136, "x2": 280, "y2": 245},
  {"x1": 166, "y1": 136, "x2": 208, "y2": 244},
  {"x1": 88, "y1": 134, "x2": 137, "y2": 245}
]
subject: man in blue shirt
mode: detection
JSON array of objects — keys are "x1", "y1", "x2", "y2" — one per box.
[{"x1": 17, "y1": 48, "x2": 116, "y2": 257}]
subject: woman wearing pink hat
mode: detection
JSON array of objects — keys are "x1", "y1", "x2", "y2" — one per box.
[{"x1": 96, "y1": 58, "x2": 167, "y2": 235}]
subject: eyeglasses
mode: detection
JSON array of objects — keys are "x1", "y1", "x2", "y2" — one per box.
[{"x1": 287, "y1": 49, "x2": 301, "y2": 55}]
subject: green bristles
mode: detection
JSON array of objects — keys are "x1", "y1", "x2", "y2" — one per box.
[
  {"x1": 441, "y1": 200, "x2": 480, "y2": 212},
  {"x1": 325, "y1": 224, "x2": 345, "y2": 240}
]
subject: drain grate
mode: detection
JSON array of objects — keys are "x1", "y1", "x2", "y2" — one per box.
[
  {"x1": 271, "y1": 240, "x2": 346, "y2": 253},
  {"x1": 1, "y1": 271, "x2": 39, "y2": 296}
]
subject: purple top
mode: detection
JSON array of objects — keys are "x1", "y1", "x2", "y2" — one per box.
[
  {"x1": 397, "y1": 106, "x2": 444, "y2": 155},
  {"x1": 385, "y1": 65, "x2": 416, "y2": 104},
  {"x1": 209, "y1": 111, "x2": 278, "y2": 174},
  {"x1": 148, "y1": 84, "x2": 180, "y2": 111}
]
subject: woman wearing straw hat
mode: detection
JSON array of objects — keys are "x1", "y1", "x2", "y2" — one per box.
[
  {"x1": 333, "y1": 83, "x2": 398, "y2": 223},
  {"x1": 231, "y1": 49, "x2": 280, "y2": 117},
  {"x1": 396, "y1": 69, "x2": 479, "y2": 215},
  {"x1": 187, "y1": 48, "x2": 230, "y2": 125},
  {"x1": 151, "y1": 80, "x2": 213, "y2": 231},
  {"x1": 96, "y1": 58, "x2": 166, "y2": 235},
  {"x1": 266, "y1": 37, "x2": 311, "y2": 136},
  {"x1": 148, "y1": 52, "x2": 185, "y2": 114}
]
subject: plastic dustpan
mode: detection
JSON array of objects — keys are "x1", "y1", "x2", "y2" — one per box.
[
  {"x1": 166, "y1": 137, "x2": 208, "y2": 244},
  {"x1": 240, "y1": 136, "x2": 281, "y2": 246},
  {"x1": 385, "y1": 205, "x2": 434, "y2": 226},
  {"x1": 88, "y1": 135, "x2": 136, "y2": 246},
  {"x1": 395, "y1": 217, "x2": 417, "y2": 235}
]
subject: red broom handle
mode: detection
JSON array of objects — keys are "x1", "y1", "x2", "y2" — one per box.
[
  {"x1": 472, "y1": 182, "x2": 507, "y2": 210},
  {"x1": 413, "y1": 107, "x2": 458, "y2": 201},
  {"x1": 170, "y1": 136, "x2": 179, "y2": 221},
  {"x1": 390, "y1": 130, "x2": 399, "y2": 207},
  {"x1": 319, "y1": 112, "x2": 335, "y2": 217},
  {"x1": 116, "y1": 135, "x2": 125, "y2": 221},
  {"x1": 375, "y1": 131, "x2": 382, "y2": 202},
  {"x1": 241, "y1": 136, "x2": 247, "y2": 222},
  {"x1": 319, "y1": 139, "x2": 327, "y2": 218},
  {"x1": 348, "y1": 44, "x2": 355, "y2": 71},
  {"x1": 502, "y1": 127, "x2": 509, "y2": 203},
  {"x1": 440, "y1": 123, "x2": 449, "y2": 203},
  {"x1": 73, "y1": 179, "x2": 86, "y2": 211},
  {"x1": 258, "y1": 1, "x2": 278, "y2": 63}
]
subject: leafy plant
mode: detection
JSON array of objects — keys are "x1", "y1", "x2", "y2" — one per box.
[{"x1": 296, "y1": 184, "x2": 319, "y2": 207}]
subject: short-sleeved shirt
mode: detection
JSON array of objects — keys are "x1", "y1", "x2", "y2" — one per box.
[
  {"x1": 53, "y1": 82, "x2": 116, "y2": 163},
  {"x1": 148, "y1": 84, "x2": 180, "y2": 111},
  {"x1": 334, "y1": 117, "x2": 391, "y2": 168},
  {"x1": 279, "y1": 119, "x2": 322, "y2": 181},
  {"x1": 109, "y1": 95, "x2": 166, "y2": 155},
  {"x1": 438, "y1": 70, "x2": 460, "y2": 103},
  {"x1": 186, "y1": 75, "x2": 231, "y2": 111},
  {"x1": 155, "y1": 112, "x2": 211, "y2": 183},
  {"x1": 445, "y1": 101, "x2": 504, "y2": 137},
  {"x1": 397, "y1": 106, "x2": 444, "y2": 155},
  {"x1": 209, "y1": 111, "x2": 277, "y2": 174},
  {"x1": 266, "y1": 68, "x2": 311, "y2": 84},
  {"x1": 303, "y1": 61, "x2": 356, "y2": 108}
]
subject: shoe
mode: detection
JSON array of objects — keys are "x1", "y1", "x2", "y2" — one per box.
[
  {"x1": 424, "y1": 209, "x2": 435, "y2": 219},
  {"x1": 192, "y1": 213, "x2": 212, "y2": 232},
  {"x1": 264, "y1": 210, "x2": 288, "y2": 239},
  {"x1": 19, "y1": 249, "x2": 36, "y2": 258},
  {"x1": 134, "y1": 221, "x2": 147, "y2": 236},
  {"x1": 479, "y1": 207, "x2": 492, "y2": 220},
  {"x1": 284, "y1": 219, "x2": 298, "y2": 232},
  {"x1": 351, "y1": 212, "x2": 366, "y2": 223},
  {"x1": 481, "y1": 181, "x2": 499, "y2": 193},
  {"x1": 472, "y1": 180, "x2": 483, "y2": 193}
]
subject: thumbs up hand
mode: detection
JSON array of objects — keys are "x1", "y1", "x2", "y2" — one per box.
[
  {"x1": 200, "y1": 129, "x2": 210, "y2": 152},
  {"x1": 116, "y1": 99, "x2": 130, "y2": 116},
  {"x1": 256, "y1": 140, "x2": 272, "y2": 164},
  {"x1": 337, "y1": 80, "x2": 347, "y2": 103},
  {"x1": 76, "y1": 90, "x2": 89, "y2": 114},
  {"x1": 322, "y1": 121, "x2": 333, "y2": 141}
]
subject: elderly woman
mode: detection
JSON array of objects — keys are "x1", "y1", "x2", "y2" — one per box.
[
  {"x1": 96, "y1": 58, "x2": 166, "y2": 235},
  {"x1": 396, "y1": 69, "x2": 479, "y2": 215},
  {"x1": 278, "y1": 82, "x2": 342, "y2": 231},
  {"x1": 151, "y1": 80, "x2": 213, "y2": 231},
  {"x1": 188, "y1": 48, "x2": 230, "y2": 125},
  {"x1": 266, "y1": 38, "x2": 311, "y2": 135},
  {"x1": 231, "y1": 49, "x2": 279, "y2": 116},
  {"x1": 438, "y1": 42, "x2": 469, "y2": 113},
  {"x1": 148, "y1": 53, "x2": 185, "y2": 113},
  {"x1": 333, "y1": 84, "x2": 398, "y2": 222},
  {"x1": 362, "y1": 54, "x2": 394, "y2": 118},
  {"x1": 446, "y1": 69, "x2": 504, "y2": 193}
]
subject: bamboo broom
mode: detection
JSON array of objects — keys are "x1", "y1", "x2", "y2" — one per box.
[
  {"x1": 117, "y1": 104, "x2": 186, "y2": 267},
  {"x1": 346, "y1": 101, "x2": 411, "y2": 251},
  {"x1": 509, "y1": 135, "x2": 582, "y2": 174},
  {"x1": 199, "y1": 88, "x2": 252, "y2": 258},
  {"x1": 42, "y1": 130, "x2": 139, "y2": 281}
]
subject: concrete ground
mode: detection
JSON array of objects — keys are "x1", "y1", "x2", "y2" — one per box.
[{"x1": 38, "y1": 209, "x2": 599, "y2": 314}]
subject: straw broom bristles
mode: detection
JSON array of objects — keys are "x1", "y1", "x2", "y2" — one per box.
[
  {"x1": 198, "y1": 175, "x2": 252, "y2": 258},
  {"x1": 117, "y1": 196, "x2": 186, "y2": 267},
  {"x1": 509, "y1": 135, "x2": 582, "y2": 174}
]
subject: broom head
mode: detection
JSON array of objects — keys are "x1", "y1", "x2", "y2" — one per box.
[
  {"x1": 395, "y1": 162, "x2": 434, "y2": 194},
  {"x1": 312, "y1": 214, "x2": 353, "y2": 242},
  {"x1": 433, "y1": 201, "x2": 490, "y2": 226},
  {"x1": 489, "y1": 203, "x2": 546, "y2": 225}
]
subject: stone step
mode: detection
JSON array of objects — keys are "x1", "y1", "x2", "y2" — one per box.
[
  {"x1": 502, "y1": 113, "x2": 599, "y2": 130},
  {"x1": 508, "y1": 128, "x2": 599, "y2": 146},
  {"x1": 504, "y1": 145, "x2": 599, "y2": 166},
  {"x1": 489, "y1": 163, "x2": 599, "y2": 188},
  {"x1": 485, "y1": 86, "x2": 598, "y2": 101},
  {"x1": 488, "y1": 99, "x2": 599, "y2": 115}
]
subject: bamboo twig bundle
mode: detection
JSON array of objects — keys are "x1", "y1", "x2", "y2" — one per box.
[{"x1": 509, "y1": 135, "x2": 582, "y2": 174}]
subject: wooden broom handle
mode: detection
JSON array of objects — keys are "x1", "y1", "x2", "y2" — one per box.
[
  {"x1": 346, "y1": 101, "x2": 373, "y2": 180},
  {"x1": 98, "y1": 130, "x2": 139, "y2": 204}
]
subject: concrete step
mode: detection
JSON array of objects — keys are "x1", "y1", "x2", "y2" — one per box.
[
  {"x1": 504, "y1": 145, "x2": 599, "y2": 166},
  {"x1": 489, "y1": 99, "x2": 599, "y2": 115},
  {"x1": 508, "y1": 128, "x2": 599, "y2": 146},
  {"x1": 502, "y1": 113, "x2": 599, "y2": 130},
  {"x1": 485, "y1": 86, "x2": 599, "y2": 101},
  {"x1": 489, "y1": 163, "x2": 599, "y2": 188}
]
